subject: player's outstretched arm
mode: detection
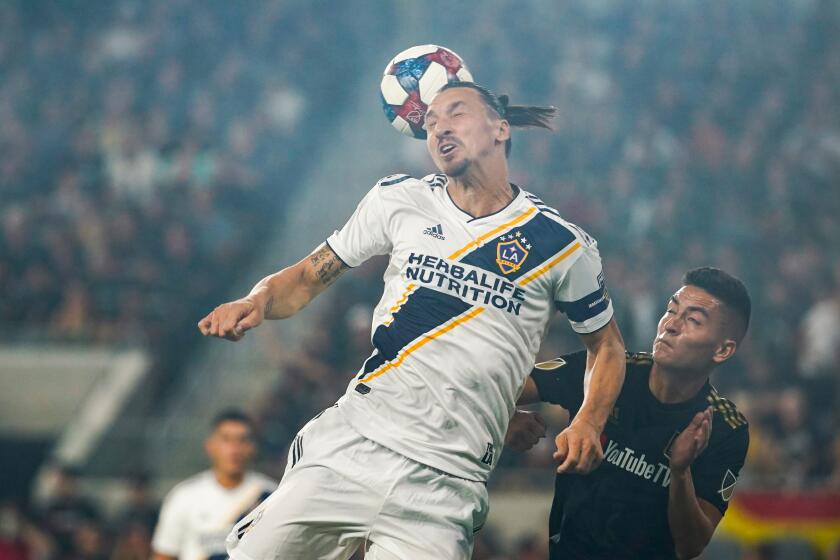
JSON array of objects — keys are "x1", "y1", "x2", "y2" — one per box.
[
  {"x1": 554, "y1": 318, "x2": 625, "y2": 474},
  {"x1": 197, "y1": 243, "x2": 348, "y2": 341}
]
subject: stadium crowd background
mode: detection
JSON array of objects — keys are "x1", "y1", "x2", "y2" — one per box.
[{"x1": 1, "y1": 0, "x2": 839, "y2": 559}]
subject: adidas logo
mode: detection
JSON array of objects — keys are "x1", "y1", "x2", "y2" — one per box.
[{"x1": 423, "y1": 224, "x2": 446, "y2": 240}]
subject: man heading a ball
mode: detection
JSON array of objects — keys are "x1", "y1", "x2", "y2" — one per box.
[{"x1": 199, "y1": 81, "x2": 626, "y2": 559}]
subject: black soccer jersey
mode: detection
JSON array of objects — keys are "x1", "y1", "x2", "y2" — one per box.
[{"x1": 532, "y1": 351, "x2": 749, "y2": 560}]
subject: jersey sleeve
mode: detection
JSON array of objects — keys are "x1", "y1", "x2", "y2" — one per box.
[
  {"x1": 530, "y1": 350, "x2": 587, "y2": 412},
  {"x1": 554, "y1": 244, "x2": 614, "y2": 334},
  {"x1": 691, "y1": 425, "x2": 749, "y2": 515},
  {"x1": 151, "y1": 487, "x2": 186, "y2": 556},
  {"x1": 326, "y1": 183, "x2": 392, "y2": 268}
]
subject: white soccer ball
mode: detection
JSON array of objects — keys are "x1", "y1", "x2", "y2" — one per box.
[{"x1": 380, "y1": 44, "x2": 473, "y2": 139}]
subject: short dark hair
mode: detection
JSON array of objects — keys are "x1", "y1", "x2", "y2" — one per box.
[
  {"x1": 437, "y1": 81, "x2": 557, "y2": 156},
  {"x1": 682, "y1": 267, "x2": 751, "y2": 341},
  {"x1": 210, "y1": 409, "x2": 256, "y2": 434}
]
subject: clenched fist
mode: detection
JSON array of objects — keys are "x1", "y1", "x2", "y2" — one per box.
[
  {"x1": 553, "y1": 418, "x2": 605, "y2": 474},
  {"x1": 198, "y1": 297, "x2": 264, "y2": 341},
  {"x1": 505, "y1": 410, "x2": 547, "y2": 452}
]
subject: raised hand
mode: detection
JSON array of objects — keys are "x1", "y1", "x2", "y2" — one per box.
[{"x1": 669, "y1": 407, "x2": 713, "y2": 473}]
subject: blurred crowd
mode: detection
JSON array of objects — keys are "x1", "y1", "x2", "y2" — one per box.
[
  {"x1": 3, "y1": 0, "x2": 840, "y2": 557},
  {"x1": 0, "y1": 0, "x2": 368, "y2": 387},
  {"x1": 1, "y1": 468, "x2": 157, "y2": 560}
]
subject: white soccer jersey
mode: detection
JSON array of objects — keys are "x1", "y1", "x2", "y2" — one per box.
[
  {"x1": 152, "y1": 470, "x2": 276, "y2": 560},
  {"x1": 326, "y1": 174, "x2": 614, "y2": 481}
]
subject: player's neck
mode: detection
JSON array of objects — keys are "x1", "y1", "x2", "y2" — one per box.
[
  {"x1": 447, "y1": 159, "x2": 514, "y2": 218},
  {"x1": 648, "y1": 363, "x2": 709, "y2": 404},
  {"x1": 213, "y1": 469, "x2": 246, "y2": 489}
]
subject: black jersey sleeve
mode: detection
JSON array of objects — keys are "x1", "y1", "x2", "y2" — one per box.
[
  {"x1": 529, "y1": 350, "x2": 587, "y2": 412},
  {"x1": 690, "y1": 423, "x2": 749, "y2": 515}
]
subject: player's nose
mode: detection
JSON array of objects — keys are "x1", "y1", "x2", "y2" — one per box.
[
  {"x1": 663, "y1": 316, "x2": 682, "y2": 334},
  {"x1": 434, "y1": 120, "x2": 453, "y2": 140},
  {"x1": 435, "y1": 130, "x2": 452, "y2": 144}
]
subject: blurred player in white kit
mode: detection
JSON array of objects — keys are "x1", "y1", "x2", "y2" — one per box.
[
  {"x1": 199, "y1": 82, "x2": 626, "y2": 559},
  {"x1": 151, "y1": 410, "x2": 275, "y2": 560}
]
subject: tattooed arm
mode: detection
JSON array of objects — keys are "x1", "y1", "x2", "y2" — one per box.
[{"x1": 198, "y1": 243, "x2": 348, "y2": 341}]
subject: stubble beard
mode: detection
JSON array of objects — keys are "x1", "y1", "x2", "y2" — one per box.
[{"x1": 442, "y1": 157, "x2": 470, "y2": 178}]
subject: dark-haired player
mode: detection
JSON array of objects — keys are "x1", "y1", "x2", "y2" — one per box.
[
  {"x1": 151, "y1": 410, "x2": 275, "y2": 560},
  {"x1": 509, "y1": 267, "x2": 751, "y2": 559},
  {"x1": 200, "y1": 82, "x2": 626, "y2": 559}
]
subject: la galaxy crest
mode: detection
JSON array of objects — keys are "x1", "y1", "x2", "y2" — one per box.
[{"x1": 496, "y1": 231, "x2": 531, "y2": 274}]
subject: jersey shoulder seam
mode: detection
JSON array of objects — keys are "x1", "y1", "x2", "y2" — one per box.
[
  {"x1": 625, "y1": 351, "x2": 654, "y2": 366},
  {"x1": 524, "y1": 194, "x2": 597, "y2": 250},
  {"x1": 524, "y1": 191, "x2": 564, "y2": 219},
  {"x1": 376, "y1": 173, "x2": 413, "y2": 188},
  {"x1": 706, "y1": 387, "x2": 749, "y2": 430},
  {"x1": 420, "y1": 173, "x2": 447, "y2": 189}
]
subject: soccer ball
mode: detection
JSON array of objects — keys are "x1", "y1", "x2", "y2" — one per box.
[{"x1": 380, "y1": 45, "x2": 473, "y2": 140}]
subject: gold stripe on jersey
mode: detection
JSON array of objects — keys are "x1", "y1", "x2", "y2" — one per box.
[
  {"x1": 447, "y1": 207, "x2": 537, "y2": 260},
  {"x1": 384, "y1": 283, "x2": 417, "y2": 326},
  {"x1": 706, "y1": 388, "x2": 748, "y2": 429},
  {"x1": 518, "y1": 242, "x2": 582, "y2": 286},
  {"x1": 359, "y1": 306, "x2": 486, "y2": 384},
  {"x1": 626, "y1": 351, "x2": 654, "y2": 365}
]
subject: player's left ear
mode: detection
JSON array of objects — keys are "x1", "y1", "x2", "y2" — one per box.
[
  {"x1": 497, "y1": 119, "x2": 511, "y2": 144},
  {"x1": 711, "y1": 338, "x2": 737, "y2": 365}
]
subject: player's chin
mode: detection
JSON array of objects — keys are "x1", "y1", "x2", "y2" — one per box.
[{"x1": 437, "y1": 158, "x2": 469, "y2": 177}]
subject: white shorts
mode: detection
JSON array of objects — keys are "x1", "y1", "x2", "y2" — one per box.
[{"x1": 226, "y1": 405, "x2": 489, "y2": 560}]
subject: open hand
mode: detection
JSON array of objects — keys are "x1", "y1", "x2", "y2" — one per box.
[{"x1": 669, "y1": 407, "x2": 713, "y2": 473}]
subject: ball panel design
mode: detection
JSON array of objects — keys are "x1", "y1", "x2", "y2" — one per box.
[
  {"x1": 418, "y1": 61, "x2": 449, "y2": 104},
  {"x1": 383, "y1": 44, "x2": 439, "y2": 74},
  {"x1": 380, "y1": 44, "x2": 473, "y2": 139},
  {"x1": 391, "y1": 115, "x2": 412, "y2": 135},
  {"x1": 380, "y1": 74, "x2": 409, "y2": 106},
  {"x1": 456, "y1": 67, "x2": 474, "y2": 82}
]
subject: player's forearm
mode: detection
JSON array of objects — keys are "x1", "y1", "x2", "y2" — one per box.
[
  {"x1": 667, "y1": 468, "x2": 715, "y2": 560},
  {"x1": 516, "y1": 375, "x2": 541, "y2": 405},
  {"x1": 247, "y1": 265, "x2": 315, "y2": 320},
  {"x1": 576, "y1": 322, "x2": 625, "y2": 431},
  {"x1": 248, "y1": 244, "x2": 346, "y2": 320}
]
